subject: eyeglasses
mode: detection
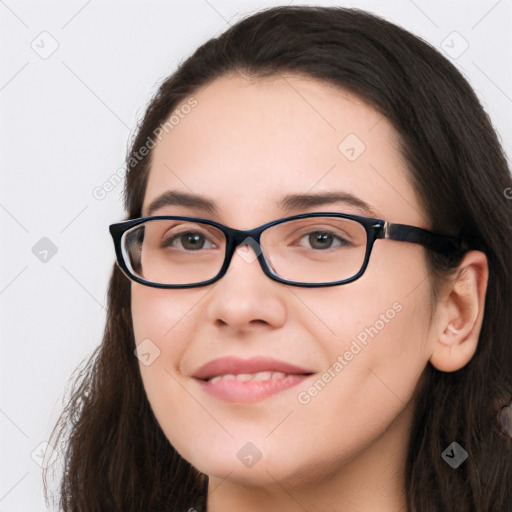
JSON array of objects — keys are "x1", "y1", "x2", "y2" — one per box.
[{"x1": 109, "y1": 213, "x2": 466, "y2": 288}]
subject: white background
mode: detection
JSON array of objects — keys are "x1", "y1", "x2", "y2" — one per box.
[{"x1": 1, "y1": 0, "x2": 511, "y2": 510}]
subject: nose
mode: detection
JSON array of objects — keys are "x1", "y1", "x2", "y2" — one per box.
[
  {"x1": 233, "y1": 236, "x2": 263, "y2": 265},
  {"x1": 204, "y1": 242, "x2": 287, "y2": 332}
]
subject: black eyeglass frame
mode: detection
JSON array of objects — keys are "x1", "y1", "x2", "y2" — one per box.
[{"x1": 109, "y1": 212, "x2": 467, "y2": 289}]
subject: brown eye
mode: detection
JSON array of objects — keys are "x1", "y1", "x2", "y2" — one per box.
[
  {"x1": 303, "y1": 231, "x2": 351, "y2": 250},
  {"x1": 162, "y1": 231, "x2": 215, "y2": 250}
]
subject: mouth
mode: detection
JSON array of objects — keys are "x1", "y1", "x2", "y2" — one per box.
[
  {"x1": 191, "y1": 356, "x2": 315, "y2": 403},
  {"x1": 201, "y1": 370, "x2": 304, "y2": 383}
]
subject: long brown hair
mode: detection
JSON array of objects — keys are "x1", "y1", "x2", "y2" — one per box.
[{"x1": 44, "y1": 6, "x2": 512, "y2": 511}]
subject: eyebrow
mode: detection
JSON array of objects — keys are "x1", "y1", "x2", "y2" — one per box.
[
  {"x1": 278, "y1": 191, "x2": 380, "y2": 217},
  {"x1": 144, "y1": 190, "x2": 380, "y2": 218}
]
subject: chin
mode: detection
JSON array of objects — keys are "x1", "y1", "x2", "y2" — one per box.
[{"x1": 176, "y1": 438, "x2": 302, "y2": 486}]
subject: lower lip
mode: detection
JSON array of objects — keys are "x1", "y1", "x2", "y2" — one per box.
[{"x1": 195, "y1": 374, "x2": 312, "y2": 403}]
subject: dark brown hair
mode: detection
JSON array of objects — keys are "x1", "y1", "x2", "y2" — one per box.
[{"x1": 44, "y1": 6, "x2": 512, "y2": 511}]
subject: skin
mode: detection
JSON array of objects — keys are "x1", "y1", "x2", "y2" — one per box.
[{"x1": 131, "y1": 73, "x2": 488, "y2": 511}]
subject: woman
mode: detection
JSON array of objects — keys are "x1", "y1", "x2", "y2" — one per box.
[{"x1": 44, "y1": 6, "x2": 512, "y2": 511}]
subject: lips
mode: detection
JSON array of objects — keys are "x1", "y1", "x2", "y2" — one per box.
[
  {"x1": 191, "y1": 356, "x2": 315, "y2": 403},
  {"x1": 191, "y1": 356, "x2": 314, "y2": 381}
]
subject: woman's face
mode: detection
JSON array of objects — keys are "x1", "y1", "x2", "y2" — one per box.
[{"x1": 131, "y1": 73, "x2": 438, "y2": 488}]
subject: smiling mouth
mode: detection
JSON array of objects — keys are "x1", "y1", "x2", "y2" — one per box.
[
  {"x1": 201, "y1": 371, "x2": 312, "y2": 383},
  {"x1": 191, "y1": 356, "x2": 315, "y2": 403},
  {"x1": 194, "y1": 372, "x2": 314, "y2": 403}
]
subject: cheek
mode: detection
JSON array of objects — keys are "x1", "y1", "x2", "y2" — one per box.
[
  {"x1": 292, "y1": 250, "x2": 432, "y2": 427},
  {"x1": 131, "y1": 284, "x2": 201, "y2": 348},
  {"x1": 131, "y1": 284, "x2": 207, "y2": 446},
  {"x1": 130, "y1": 283, "x2": 199, "y2": 404},
  {"x1": 287, "y1": 290, "x2": 431, "y2": 473},
  {"x1": 131, "y1": 285, "x2": 170, "y2": 343}
]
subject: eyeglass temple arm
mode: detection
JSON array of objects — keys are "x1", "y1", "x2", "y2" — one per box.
[{"x1": 382, "y1": 222, "x2": 468, "y2": 254}]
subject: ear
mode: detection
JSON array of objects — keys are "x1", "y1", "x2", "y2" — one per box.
[{"x1": 429, "y1": 251, "x2": 488, "y2": 372}]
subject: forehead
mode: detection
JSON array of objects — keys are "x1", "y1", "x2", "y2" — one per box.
[{"x1": 143, "y1": 73, "x2": 425, "y2": 228}]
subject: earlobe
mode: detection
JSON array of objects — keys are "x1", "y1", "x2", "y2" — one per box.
[{"x1": 429, "y1": 251, "x2": 488, "y2": 373}]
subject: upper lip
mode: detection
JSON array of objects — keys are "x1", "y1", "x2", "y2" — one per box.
[{"x1": 192, "y1": 356, "x2": 314, "y2": 380}]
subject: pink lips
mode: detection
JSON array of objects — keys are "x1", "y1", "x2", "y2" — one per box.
[
  {"x1": 192, "y1": 356, "x2": 314, "y2": 403},
  {"x1": 192, "y1": 356, "x2": 313, "y2": 380}
]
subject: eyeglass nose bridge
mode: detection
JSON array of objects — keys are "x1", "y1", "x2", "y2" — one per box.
[{"x1": 224, "y1": 227, "x2": 266, "y2": 267}]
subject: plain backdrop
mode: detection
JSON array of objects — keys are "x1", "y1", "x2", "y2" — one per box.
[{"x1": 1, "y1": 0, "x2": 511, "y2": 510}]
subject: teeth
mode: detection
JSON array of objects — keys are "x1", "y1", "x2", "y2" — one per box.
[
  {"x1": 208, "y1": 371, "x2": 288, "y2": 383},
  {"x1": 236, "y1": 373, "x2": 255, "y2": 382},
  {"x1": 251, "y1": 371, "x2": 273, "y2": 381},
  {"x1": 268, "y1": 371, "x2": 286, "y2": 379},
  {"x1": 209, "y1": 374, "x2": 234, "y2": 383}
]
